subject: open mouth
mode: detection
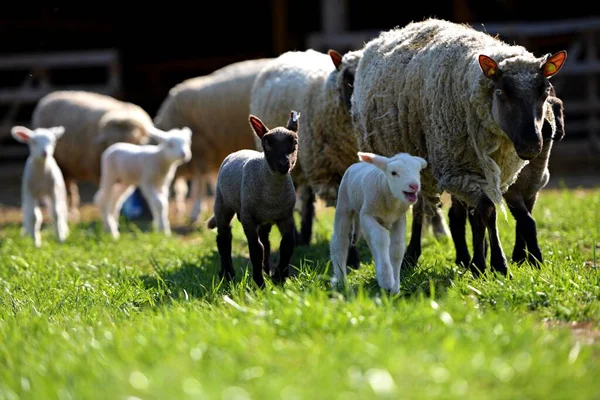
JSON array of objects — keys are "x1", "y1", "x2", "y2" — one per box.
[{"x1": 404, "y1": 191, "x2": 418, "y2": 203}]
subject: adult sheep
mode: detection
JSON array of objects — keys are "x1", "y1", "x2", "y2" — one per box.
[
  {"x1": 153, "y1": 57, "x2": 274, "y2": 224},
  {"x1": 249, "y1": 48, "x2": 362, "y2": 247},
  {"x1": 31, "y1": 90, "x2": 155, "y2": 221},
  {"x1": 351, "y1": 18, "x2": 567, "y2": 275}
]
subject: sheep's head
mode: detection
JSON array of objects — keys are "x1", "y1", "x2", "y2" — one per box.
[
  {"x1": 148, "y1": 126, "x2": 192, "y2": 165},
  {"x1": 11, "y1": 125, "x2": 65, "y2": 162},
  {"x1": 249, "y1": 111, "x2": 300, "y2": 175},
  {"x1": 329, "y1": 49, "x2": 361, "y2": 112},
  {"x1": 358, "y1": 151, "x2": 428, "y2": 205},
  {"x1": 479, "y1": 50, "x2": 567, "y2": 160}
]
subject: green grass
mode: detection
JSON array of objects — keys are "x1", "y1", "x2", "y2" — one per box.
[{"x1": 1, "y1": 188, "x2": 599, "y2": 399}]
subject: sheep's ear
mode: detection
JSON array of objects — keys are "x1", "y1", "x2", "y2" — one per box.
[
  {"x1": 49, "y1": 126, "x2": 65, "y2": 139},
  {"x1": 478, "y1": 54, "x2": 501, "y2": 81},
  {"x1": 286, "y1": 110, "x2": 301, "y2": 132},
  {"x1": 249, "y1": 115, "x2": 269, "y2": 139},
  {"x1": 328, "y1": 49, "x2": 343, "y2": 71},
  {"x1": 358, "y1": 151, "x2": 388, "y2": 170},
  {"x1": 415, "y1": 156, "x2": 428, "y2": 169},
  {"x1": 147, "y1": 126, "x2": 168, "y2": 143},
  {"x1": 11, "y1": 126, "x2": 34, "y2": 143},
  {"x1": 180, "y1": 126, "x2": 192, "y2": 139},
  {"x1": 542, "y1": 50, "x2": 567, "y2": 78}
]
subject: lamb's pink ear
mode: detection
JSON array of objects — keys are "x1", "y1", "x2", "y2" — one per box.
[
  {"x1": 358, "y1": 151, "x2": 388, "y2": 170},
  {"x1": 479, "y1": 54, "x2": 500, "y2": 81},
  {"x1": 11, "y1": 126, "x2": 33, "y2": 143},
  {"x1": 542, "y1": 50, "x2": 567, "y2": 78},
  {"x1": 328, "y1": 49, "x2": 343, "y2": 71},
  {"x1": 249, "y1": 115, "x2": 269, "y2": 139},
  {"x1": 415, "y1": 156, "x2": 428, "y2": 169}
]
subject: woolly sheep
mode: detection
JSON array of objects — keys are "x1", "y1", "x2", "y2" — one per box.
[
  {"x1": 207, "y1": 111, "x2": 300, "y2": 288},
  {"x1": 449, "y1": 86, "x2": 566, "y2": 268},
  {"x1": 11, "y1": 125, "x2": 69, "y2": 247},
  {"x1": 249, "y1": 48, "x2": 362, "y2": 247},
  {"x1": 153, "y1": 57, "x2": 274, "y2": 224},
  {"x1": 31, "y1": 90, "x2": 155, "y2": 221},
  {"x1": 351, "y1": 18, "x2": 567, "y2": 275},
  {"x1": 93, "y1": 126, "x2": 192, "y2": 239},
  {"x1": 330, "y1": 151, "x2": 427, "y2": 293}
]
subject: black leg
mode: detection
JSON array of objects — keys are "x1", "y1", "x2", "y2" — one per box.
[
  {"x1": 402, "y1": 201, "x2": 423, "y2": 269},
  {"x1": 477, "y1": 196, "x2": 508, "y2": 275},
  {"x1": 258, "y1": 224, "x2": 272, "y2": 276},
  {"x1": 274, "y1": 217, "x2": 296, "y2": 284},
  {"x1": 242, "y1": 223, "x2": 266, "y2": 288},
  {"x1": 449, "y1": 197, "x2": 471, "y2": 267},
  {"x1": 216, "y1": 226, "x2": 235, "y2": 281},
  {"x1": 299, "y1": 186, "x2": 316, "y2": 247},
  {"x1": 507, "y1": 203, "x2": 528, "y2": 264},
  {"x1": 520, "y1": 195, "x2": 543, "y2": 266}
]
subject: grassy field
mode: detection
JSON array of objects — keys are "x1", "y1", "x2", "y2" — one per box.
[{"x1": 0, "y1": 188, "x2": 599, "y2": 399}]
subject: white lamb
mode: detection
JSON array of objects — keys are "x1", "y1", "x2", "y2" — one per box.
[
  {"x1": 94, "y1": 126, "x2": 192, "y2": 238},
  {"x1": 11, "y1": 125, "x2": 69, "y2": 247},
  {"x1": 330, "y1": 151, "x2": 428, "y2": 293}
]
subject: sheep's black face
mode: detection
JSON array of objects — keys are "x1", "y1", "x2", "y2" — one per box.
[
  {"x1": 340, "y1": 66, "x2": 356, "y2": 112},
  {"x1": 262, "y1": 129, "x2": 298, "y2": 174}
]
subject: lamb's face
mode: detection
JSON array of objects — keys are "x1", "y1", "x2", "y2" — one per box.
[
  {"x1": 479, "y1": 51, "x2": 567, "y2": 160},
  {"x1": 358, "y1": 152, "x2": 428, "y2": 205},
  {"x1": 11, "y1": 126, "x2": 65, "y2": 162},
  {"x1": 163, "y1": 129, "x2": 192, "y2": 164},
  {"x1": 262, "y1": 129, "x2": 298, "y2": 175}
]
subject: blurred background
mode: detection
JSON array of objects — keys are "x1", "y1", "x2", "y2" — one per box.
[{"x1": 0, "y1": 1, "x2": 598, "y2": 211}]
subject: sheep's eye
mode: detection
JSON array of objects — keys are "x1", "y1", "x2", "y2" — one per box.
[
  {"x1": 495, "y1": 88, "x2": 503, "y2": 96},
  {"x1": 391, "y1": 171, "x2": 398, "y2": 176}
]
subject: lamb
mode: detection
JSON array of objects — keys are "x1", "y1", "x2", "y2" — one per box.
[
  {"x1": 207, "y1": 111, "x2": 300, "y2": 288},
  {"x1": 93, "y1": 126, "x2": 192, "y2": 239},
  {"x1": 11, "y1": 125, "x2": 69, "y2": 247},
  {"x1": 329, "y1": 151, "x2": 428, "y2": 293},
  {"x1": 351, "y1": 17, "x2": 567, "y2": 275},
  {"x1": 249, "y1": 48, "x2": 362, "y2": 247},
  {"x1": 449, "y1": 85, "x2": 566, "y2": 268},
  {"x1": 31, "y1": 90, "x2": 155, "y2": 221},
  {"x1": 153, "y1": 57, "x2": 274, "y2": 224}
]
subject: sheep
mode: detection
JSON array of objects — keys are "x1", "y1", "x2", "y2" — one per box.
[
  {"x1": 351, "y1": 17, "x2": 567, "y2": 275},
  {"x1": 448, "y1": 85, "x2": 566, "y2": 268},
  {"x1": 31, "y1": 90, "x2": 155, "y2": 221},
  {"x1": 329, "y1": 151, "x2": 428, "y2": 293},
  {"x1": 153, "y1": 57, "x2": 274, "y2": 224},
  {"x1": 11, "y1": 125, "x2": 69, "y2": 247},
  {"x1": 93, "y1": 126, "x2": 192, "y2": 239},
  {"x1": 207, "y1": 111, "x2": 300, "y2": 288},
  {"x1": 249, "y1": 48, "x2": 362, "y2": 249}
]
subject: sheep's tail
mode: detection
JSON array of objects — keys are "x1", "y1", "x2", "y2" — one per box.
[
  {"x1": 286, "y1": 110, "x2": 301, "y2": 132},
  {"x1": 207, "y1": 215, "x2": 217, "y2": 229}
]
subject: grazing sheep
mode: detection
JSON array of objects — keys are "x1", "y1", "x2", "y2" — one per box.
[
  {"x1": 93, "y1": 126, "x2": 192, "y2": 239},
  {"x1": 351, "y1": 17, "x2": 567, "y2": 275},
  {"x1": 330, "y1": 152, "x2": 427, "y2": 293},
  {"x1": 11, "y1": 125, "x2": 69, "y2": 247},
  {"x1": 249, "y1": 48, "x2": 362, "y2": 247},
  {"x1": 449, "y1": 85, "x2": 566, "y2": 268},
  {"x1": 207, "y1": 111, "x2": 300, "y2": 288},
  {"x1": 153, "y1": 57, "x2": 274, "y2": 223},
  {"x1": 31, "y1": 90, "x2": 155, "y2": 221}
]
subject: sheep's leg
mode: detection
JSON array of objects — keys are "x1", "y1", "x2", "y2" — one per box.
[
  {"x1": 448, "y1": 197, "x2": 471, "y2": 267},
  {"x1": 258, "y1": 224, "x2": 272, "y2": 277},
  {"x1": 140, "y1": 184, "x2": 171, "y2": 236},
  {"x1": 471, "y1": 195, "x2": 508, "y2": 276},
  {"x1": 273, "y1": 216, "x2": 296, "y2": 284},
  {"x1": 23, "y1": 196, "x2": 42, "y2": 247},
  {"x1": 389, "y1": 214, "x2": 407, "y2": 293},
  {"x1": 507, "y1": 195, "x2": 542, "y2": 266},
  {"x1": 65, "y1": 177, "x2": 80, "y2": 222},
  {"x1": 360, "y1": 214, "x2": 395, "y2": 293},
  {"x1": 402, "y1": 200, "x2": 423, "y2": 269},
  {"x1": 523, "y1": 194, "x2": 543, "y2": 266},
  {"x1": 189, "y1": 173, "x2": 208, "y2": 224},
  {"x1": 330, "y1": 207, "x2": 353, "y2": 289},
  {"x1": 173, "y1": 176, "x2": 188, "y2": 218},
  {"x1": 214, "y1": 192, "x2": 236, "y2": 282},
  {"x1": 240, "y1": 218, "x2": 266, "y2": 288},
  {"x1": 50, "y1": 188, "x2": 69, "y2": 243},
  {"x1": 297, "y1": 185, "x2": 315, "y2": 246},
  {"x1": 431, "y1": 205, "x2": 450, "y2": 240},
  {"x1": 108, "y1": 184, "x2": 136, "y2": 238}
]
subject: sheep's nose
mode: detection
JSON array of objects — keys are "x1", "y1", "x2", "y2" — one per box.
[{"x1": 408, "y1": 182, "x2": 419, "y2": 192}]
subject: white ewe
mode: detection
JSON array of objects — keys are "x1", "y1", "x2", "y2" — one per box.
[
  {"x1": 330, "y1": 152, "x2": 427, "y2": 293},
  {"x1": 94, "y1": 126, "x2": 192, "y2": 238},
  {"x1": 11, "y1": 125, "x2": 69, "y2": 247}
]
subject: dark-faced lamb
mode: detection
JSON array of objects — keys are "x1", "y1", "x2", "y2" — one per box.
[
  {"x1": 330, "y1": 151, "x2": 427, "y2": 293},
  {"x1": 351, "y1": 17, "x2": 567, "y2": 275},
  {"x1": 207, "y1": 111, "x2": 301, "y2": 288}
]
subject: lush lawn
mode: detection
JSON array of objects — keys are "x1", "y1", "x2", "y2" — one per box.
[{"x1": 0, "y1": 188, "x2": 599, "y2": 399}]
